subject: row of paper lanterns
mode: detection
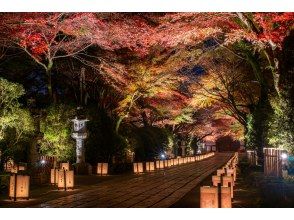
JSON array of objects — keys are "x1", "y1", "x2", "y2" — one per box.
[
  {"x1": 50, "y1": 163, "x2": 74, "y2": 191},
  {"x1": 133, "y1": 152, "x2": 215, "y2": 174},
  {"x1": 8, "y1": 162, "x2": 73, "y2": 201},
  {"x1": 7, "y1": 152, "x2": 216, "y2": 201},
  {"x1": 200, "y1": 152, "x2": 238, "y2": 208}
]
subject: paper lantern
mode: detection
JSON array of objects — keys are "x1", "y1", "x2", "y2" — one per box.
[
  {"x1": 18, "y1": 165, "x2": 26, "y2": 171},
  {"x1": 164, "y1": 160, "x2": 168, "y2": 167},
  {"x1": 217, "y1": 169, "x2": 225, "y2": 176},
  {"x1": 222, "y1": 176, "x2": 234, "y2": 198},
  {"x1": 167, "y1": 160, "x2": 172, "y2": 167},
  {"x1": 145, "y1": 162, "x2": 155, "y2": 172},
  {"x1": 97, "y1": 163, "x2": 108, "y2": 175},
  {"x1": 191, "y1": 157, "x2": 195, "y2": 162},
  {"x1": 170, "y1": 159, "x2": 174, "y2": 166},
  {"x1": 178, "y1": 158, "x2": 183, "y2": 165},
  {"x1": 10, "y1": 165, "x2": 18, "y2": 174},
  {"x1": 156, "y1": 160, "x2": 165, "y2": 169},
  {"x1": 4, "y1": 159, "x2": 14, "y2": 172},
  {"x1": 226, "y1": 168, "x2": 236, "y2": 182},
  {"x1": 50, "y1": 168, "x2": 59, "y2": 185},
  {"x1": 200, "y1": 186, "x2": 218, "y2": 208},
  {"x1": 60, "y1": 162, "x2": 70, "y2": 171},
  {"x1": 220, "y1": 186, "x2": 232, "y2": 208},
  {"x1": 133, "y1": 162, "x2": 144, "y2": 174},
  {"x1": 212, "y1": 175, "x2": 221, "y2": 186},
  {"x1": 173, "y1": 159, "x2": 178, "y2": 166},
  {"x1": 58, "y1": 170, "x2": 74, "y2": 190},
  {"x1": 9, "y1": 174, "x2": 30, "y2": 201}
]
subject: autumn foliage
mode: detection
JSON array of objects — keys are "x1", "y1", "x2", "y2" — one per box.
[{"x1": 1, "y1": 12, "x2": 294, "y2": 148}]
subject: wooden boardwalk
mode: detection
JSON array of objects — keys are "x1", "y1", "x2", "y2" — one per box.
[{"x1": 1, "y1": 152, "x2": 233, "y2": 208}]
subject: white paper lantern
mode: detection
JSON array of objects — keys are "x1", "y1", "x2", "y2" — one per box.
[
  {"x1": 145, "y1": 162, "x2": 155, "y2": 172},
  {"x1": 97, "y1": 163, "x2": 108, "y2": 175},
  {"x1": 57, "y1": 170, "x2": 74, "y2": 190},
  {"x1": 133, "y1": 162, "x2": 144, "y2": 174},
  {"x1": 9, "y1": 174, "x2": 30, "y2": 201}
]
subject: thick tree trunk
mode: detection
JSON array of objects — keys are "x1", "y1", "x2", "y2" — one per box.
[{"x1": 252, "y1": 87, "x2": 271, "y2": 165}]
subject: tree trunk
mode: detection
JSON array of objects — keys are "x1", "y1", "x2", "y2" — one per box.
[
  {"x1": 252, "y1": 87, "x2": 271, "y2": 165},
  {"x1": 46, "y1": 60, "x2": 54, "y2": 102},
  {"x1": 115, "y1": 116, "x2": 124, "y2": 134},
  {"x1": 141, "y1": 111, "x2": 149, "y2": 127}
]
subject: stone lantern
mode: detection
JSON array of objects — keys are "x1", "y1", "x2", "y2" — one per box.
[
  {"x1": 71, "y1": 108, "x2": 91, "y2": 174},
  {"x1": 180, "y1": 140, "x2": 186, "y2": 157},
  {"x1": 71, "y1": 117, "x2": 89, "y2": 164}
]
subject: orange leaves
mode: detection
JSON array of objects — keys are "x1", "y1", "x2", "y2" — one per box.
[{"x1": 253, "y1": 13, "x2": 294, "y2": 44}]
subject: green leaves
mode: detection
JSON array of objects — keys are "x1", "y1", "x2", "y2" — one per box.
[
  {"x1": 0, "y1": 78, "x2": 34, "y2": 161},
  {"x1": 39, "y1": 104, "x2": 76, "y2": 161}
]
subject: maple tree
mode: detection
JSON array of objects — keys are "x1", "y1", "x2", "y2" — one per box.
[
  {"x1": 0, "y1": 13, "x2": 101, "y2": 99},
  {"x1": 1, "y1": 12, "x2": 294, "y2": 161}
]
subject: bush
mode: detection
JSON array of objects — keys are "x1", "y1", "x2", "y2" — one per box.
[{"x1": 39, "y1": 104, "x2": 76, "y2": 162}]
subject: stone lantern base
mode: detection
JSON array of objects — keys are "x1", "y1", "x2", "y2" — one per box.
[{"x1": 73, "y1": 162, "x2": 92, "y2": 175}]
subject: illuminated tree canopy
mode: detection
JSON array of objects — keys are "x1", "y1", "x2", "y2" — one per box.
[{"x1": 1, "y1": 12, "x2": 294, "y2": 163}]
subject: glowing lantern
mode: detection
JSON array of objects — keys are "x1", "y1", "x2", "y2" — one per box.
[
  {"x1": 173, "y1": 159, "x2": 178, "y2": 166},
  {"x1": 220, "y1": 186, "x2": 232, "y2": 208},
  {"x1": 212, "y1": 175, "x2": 221, "y2": 186},
  {"x1": 97, "y1": 163, "x2": 108, "y2": 175},
  {"x1": 178, "y1": 158, "x2": 183, "y2": 165},
  {"x1": 60, "y1": 162, "x2": 70, "y2": 171},
  {"x1": 170, "y1": 159, "x2": 174, "y2": 166},
  {"x1": 18, "y1": 165, "x2": 26, "y2": 171},
  {"x1": 167, "y1": 160, "x2": 172, "y2": 167},
  {"x1": 4, "y1": 158, "x2": 14, "y2": 172},
  {"x1": 9, "y1": 174, "x2": 30, "y2": 201},
  {"x1": 191, "y1": 157, "x2": 195, "y2": 162},
  {"x1": 222, "y1": 176, "x2": 234, "y2": 198},
  {"x1": 50, "y1": 168, "x2": 59, "y2": 185},
  {"x1": 58, "y1": 170, "x2": 74, "y2": 190},
  {"x1": 164, "y1": 160, "x2": 168, "y2": 167},
  {"x1": 156, "y1": 160, "x2": 164, "y2": 169},
  {"x1": 217, "y1": 169, "x2": 225, "y2": 176},
  {"x1": 133, "y1": 162, "x2": 144, "y2": 174},
  {"x1": 226, "y1": 168, "x2": 236, "y2": 182},
  {"x1": 145, "y1": 162, "x2": 155, "y2": 172},
  {"x1": 200, "y1": 186, "x2": 218, "y2": 208}
]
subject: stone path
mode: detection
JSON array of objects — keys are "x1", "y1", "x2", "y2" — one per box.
[{"x1": 3, "y1": 153, "x2": 233, "y2": 208}]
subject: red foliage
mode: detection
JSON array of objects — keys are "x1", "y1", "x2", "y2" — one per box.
[{"x1": 253, "y1": 13, "x2": 294, "y2": 46}]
